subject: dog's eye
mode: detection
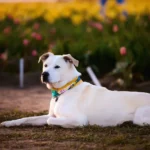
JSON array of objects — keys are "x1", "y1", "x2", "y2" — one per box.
[
  {"x1": 54, "y1": 65, "x2": 60, "y2": 69},
  {"x1": 44, "y1": 64, "x2": 48, "y2": 67}
]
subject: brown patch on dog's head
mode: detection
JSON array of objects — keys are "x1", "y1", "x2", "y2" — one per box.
[
  {"x1": 38, "y1": 52, "x2": 54, "y2": 63},
  {"x1": 63, "y1": 54, "x2": 79, "y2": 67}
]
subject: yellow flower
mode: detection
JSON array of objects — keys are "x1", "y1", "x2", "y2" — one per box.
[{"x1": 71, "y1": 14, "x2": 83, "y2": 25}]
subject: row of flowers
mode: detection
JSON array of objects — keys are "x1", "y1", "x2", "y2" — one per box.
[
  {"x1": 0, "y1": 14, "x2": 149, "y2": 80},
  {"x1": 0, "y1": 0, "x2": 150, "y2": 24},
  {"x1": 0, "y1": 16, "x2": 128, "y2": 61}
]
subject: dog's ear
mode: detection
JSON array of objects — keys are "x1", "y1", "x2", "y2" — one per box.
[
  {"x1": 38, "y1": 52, "x2": 54, "y2": 63},
  {"x1": 63, "y1": 54, "x2": 79, "y2": 67}
]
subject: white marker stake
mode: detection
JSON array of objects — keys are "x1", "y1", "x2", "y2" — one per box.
[
  {"x1": 19, "y1": 58, "x2": 24, "y2": 88},
  {"x1": 86, "y1": 66, "x2": 101, "y2": 86}
]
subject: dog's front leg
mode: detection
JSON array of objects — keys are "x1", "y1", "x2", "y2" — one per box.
[
  {"x1": 47, "y1": 116, "x2": 88, "y2": 128},
  {"x1": 1, "y1": 115, "x2": 49, "y2": 127}
]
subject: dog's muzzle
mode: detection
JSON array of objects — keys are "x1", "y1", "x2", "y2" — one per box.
[{"x1": 41, "y1": 72, "x2": 49, "y2": 83}]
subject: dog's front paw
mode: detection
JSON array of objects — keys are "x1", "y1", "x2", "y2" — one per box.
[
  {"x1": 1, "y1": 118, "x2": 27, "y2": 127},
  {"x1": 1, "y1": 121, "x2": 14, "y2": 127}
]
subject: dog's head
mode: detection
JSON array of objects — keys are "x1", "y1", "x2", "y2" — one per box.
[{"x1": 38, "y1": 52, "x2": 81, "y2": 89}]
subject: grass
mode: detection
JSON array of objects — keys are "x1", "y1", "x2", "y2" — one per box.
[{"x1": 0, "y1": 111, "x2": 150, "y2": 150}]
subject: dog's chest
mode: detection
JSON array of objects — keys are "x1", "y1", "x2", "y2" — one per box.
[
  {"x1": 49, "y1": 97, "x2": 57, "y2": 115},
  {"x1": 49, "y1": 95, "x2": 77, "y2": 117},
  {"x1": 49, "y1": 96, "x2": 65, "y2": 117}
]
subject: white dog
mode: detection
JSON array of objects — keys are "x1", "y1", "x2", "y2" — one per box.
[{"x1": 1, "y1": 52, "x2": 150, "y2": 128}]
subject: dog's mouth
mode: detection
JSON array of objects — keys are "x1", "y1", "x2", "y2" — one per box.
[
  {"x1": 41, "y1": 76, "x2": 62, "y2": 85},
  {"x1": 41, "y1": 76, "x2": 49, "y2": 84}
]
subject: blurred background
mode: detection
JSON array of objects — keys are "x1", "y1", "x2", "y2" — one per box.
[
  {"x1": 0, "y1": 0, "x2": 150, "y2": 91},
  {"x1": 1, "y1": 1, "x2": 150, "y2": 148}
]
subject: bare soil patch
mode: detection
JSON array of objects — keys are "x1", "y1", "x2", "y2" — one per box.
[{"x1": 0, "y1": 86, "x2": 50, "y2": 112}]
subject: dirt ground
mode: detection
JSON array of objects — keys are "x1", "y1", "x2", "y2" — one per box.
[
  {"x1": 0, "y1": 86, "x2": 51, "y2": 112},
  {"x1": 0, "y1": 85, "x2": 150, "y2": 150}
]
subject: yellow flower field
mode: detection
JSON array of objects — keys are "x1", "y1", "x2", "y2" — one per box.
[{"x1": 0, "y1": 0, "x2": 150, "y2": 24}]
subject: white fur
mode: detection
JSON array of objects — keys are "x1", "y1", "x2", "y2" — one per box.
[{"x1": 1, "y1": 53, "x2": 150, "y2": 128}]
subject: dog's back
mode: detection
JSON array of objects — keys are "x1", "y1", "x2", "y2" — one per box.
[{"x1": 76, "y1": 82, "x2": 150, "y2": 126}]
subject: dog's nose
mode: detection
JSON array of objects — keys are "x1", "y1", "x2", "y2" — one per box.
[
  {"x1": 42, "y1": 72, "x2": 49, "y2": 77},
  {"x1": 41, "y1": 72, "x2": 49, "y2": 82}
]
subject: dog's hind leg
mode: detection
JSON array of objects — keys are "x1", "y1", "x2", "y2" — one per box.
[
  {"x1": 1, "y1": 115, "x2": 49, "y2": 127},
  {"x1": 133, "y1": 106, "x2": 150, "y2": 126}
]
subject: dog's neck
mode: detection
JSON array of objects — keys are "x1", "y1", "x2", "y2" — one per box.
[
  {"x1": 50, "y1": 76, "x2": 82, "y2": 98},
  {"x1": 51, "y1": 67, "x2": 81, "y2": 89},
  {"x1": 50, "y1": 77, "x2": 76, "y2": 89}
]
